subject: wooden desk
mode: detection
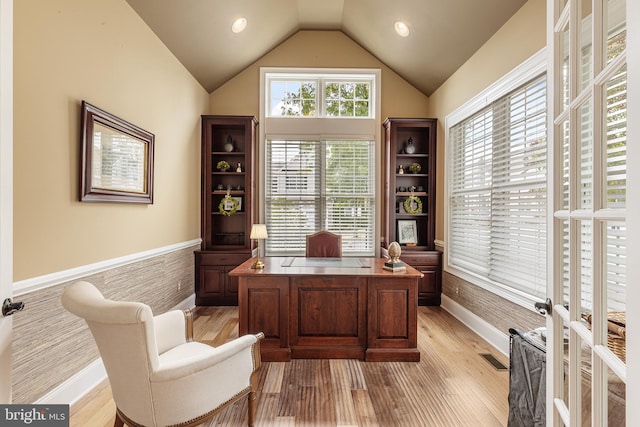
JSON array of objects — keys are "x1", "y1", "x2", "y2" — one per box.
[{"x1": 229, "y1": 257, "x2": 423, "y2": 362}]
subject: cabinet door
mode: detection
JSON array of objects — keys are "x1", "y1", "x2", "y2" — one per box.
[
  {"x1": 199, "y1": 265, "x2": 240, "y2": 297},
  {"x1": 416, "y1": 265, "x2": 442, "y2": 306},
  {"x1": 199, "y1": 266, "x2": 226, "y2": 297}
]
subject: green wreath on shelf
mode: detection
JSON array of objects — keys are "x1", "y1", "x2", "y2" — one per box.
[
  {"x1": 218, "y1": 194, "x2": 239, "y2": 216},
  {"x1": 403, "y1": 195, "x2": 423, "y2": 215}
]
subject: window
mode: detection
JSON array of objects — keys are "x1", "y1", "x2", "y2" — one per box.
[
  {"x1": 267, "y1": 73, "x2": 373, "y2": 118},
  {"x1": 265, "y1": 139, "x2": 375, "y2": 255},
  {"x1": 448, "y1": 74, "x2": 547, "y2": 300},
  {"x1": 261, "y1": 69, "x2": 380, "y2": 256},
  {"x1": 445, "y1": 50, "x2": 548, "y2": 306}
]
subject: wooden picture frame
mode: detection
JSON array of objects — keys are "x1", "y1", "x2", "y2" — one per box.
[
  {"x1": 80, "y1": 101, "x2": 154, "y2": 203},
  {"x1": 397, "y1": 220, "x2": 418, "y2": 245}
]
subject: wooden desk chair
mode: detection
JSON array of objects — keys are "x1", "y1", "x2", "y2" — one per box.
[{"x1": 306, "y1": 230, "x2": 342, "y2": 257}]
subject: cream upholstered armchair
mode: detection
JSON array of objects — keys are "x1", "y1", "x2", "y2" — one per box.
[{"x1": 61, "y1": 281, "x2": 264, "y2": 427}]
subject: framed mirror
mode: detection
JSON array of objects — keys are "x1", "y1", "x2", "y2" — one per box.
[{"x1": 80, "y1": 101, "x2": 154, "y2": 203}]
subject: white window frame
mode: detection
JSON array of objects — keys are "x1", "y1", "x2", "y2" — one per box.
[
  {"x1": 444, "y1": 49, "x2": 548, "y2": 309},
  {"x1": 259, "y1": 67, "x2": 382, "y2": 256}
]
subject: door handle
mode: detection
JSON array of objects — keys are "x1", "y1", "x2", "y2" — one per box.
[
  {"x1": 2, "y1": 298, "x2": 25, "y2": 316},
  {"x1": 534, "y1": 298, "x2": 552, "y2": 315}
]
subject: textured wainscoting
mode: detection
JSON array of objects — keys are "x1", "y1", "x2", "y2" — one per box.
[
  {"x1": 442, "y1": 271, "x2": 545, "y2": 336},
  {"x1": 11, "y1": 244, "x2": 199, "y2": 404}
]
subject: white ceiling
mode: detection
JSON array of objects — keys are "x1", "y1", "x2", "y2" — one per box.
[{"x1": 125, "y1": 0, "x2": 527, "y2": 96}]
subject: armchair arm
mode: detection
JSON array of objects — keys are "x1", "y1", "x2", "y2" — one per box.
[
  {"x1": 151, "y1": 333, "x2": 262, "y2": 382},
  {"x1": 154, "y1": 309, "x2": 194, "y2": 355}
]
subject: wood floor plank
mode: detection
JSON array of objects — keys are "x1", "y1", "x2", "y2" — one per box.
[
  {"x1": 330, "y1": 360, "x2": 359, "y2": 426},
  {"x1": 70, "y1": 306, "x2": 512, "y2": 426}
]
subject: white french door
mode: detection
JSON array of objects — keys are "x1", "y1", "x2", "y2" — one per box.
[
  {"x1": 547, "y1": 0, "x2": 628, "y2": 425},
  {"x1": 0, "y1": 0, "x2": 12, "y2": 404}
]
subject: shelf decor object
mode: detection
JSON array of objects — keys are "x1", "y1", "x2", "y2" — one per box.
[
  {"x1": 250, "y1": 224, "x2": 268, "y2": 269},
  {"x1": 80, "y1": 101, "x2": 154, "y2": 204},
  {"x1": 383, "y1": 241, "x2": 406, "y2": 272},
  {"x1": 218, "y1": 191, "x2": 240, "y2": 216},
  {"x1": 403, "y1": 194, "x2": 422, "y2": 214}
]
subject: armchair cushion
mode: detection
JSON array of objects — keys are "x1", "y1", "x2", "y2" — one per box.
[{"x1": 154, "y1": 310, "x2": 188, "y2": 354}]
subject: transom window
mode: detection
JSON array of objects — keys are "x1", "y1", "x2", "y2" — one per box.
[{"x1": 267, "y1": 74, "x2": 374, "y2": 118}]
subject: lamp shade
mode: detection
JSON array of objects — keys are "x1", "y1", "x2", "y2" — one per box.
[{"x1": 250, "y1": 224, "x2": 268, "y2": 239}]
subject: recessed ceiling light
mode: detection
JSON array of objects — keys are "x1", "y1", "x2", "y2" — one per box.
[
  {"x1": 232, "y1": 17, "x2": 247, "y2": 34},
  {"x1": 394, "y1": 21, "x2": 410, "y2": 37}
]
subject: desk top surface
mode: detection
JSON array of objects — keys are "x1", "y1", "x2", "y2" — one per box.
[{"x1": 230, "y1": 256, "x2": 423, "y2": 278}]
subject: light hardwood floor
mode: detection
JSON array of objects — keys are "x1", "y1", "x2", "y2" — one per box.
[{"x1": 70, "y1": 306, "x2": 511, "y2": 427}]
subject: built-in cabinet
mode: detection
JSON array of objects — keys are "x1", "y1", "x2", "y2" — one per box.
[
  {"x1": 195, "y1": 115, "x2": 257, "y2": 305},
  {"x1": 383, "y1": 118, "x2": 442, "y2": 305}
]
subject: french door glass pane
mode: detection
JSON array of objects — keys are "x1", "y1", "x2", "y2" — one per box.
[
  {"x1": 579, "y1": 100, "x2": 593, "y2": 209},
  {"x1": 562, "y1": 219, "x2": 570, "y2": 307},
  {"x1": 579, "y1": 2, "x2": 593, "y2": 91},
  {"x1": 580, "y1": 335, "x2": 591, "y2": 427},
  {"x1": 606, "y1": 0, "x2": 626, "y2": 64},
  {"x1": 604, "y1": 65, "x2": 627, "y2": 209},
  {"x1": 560, "y1": 23, "x2": 570, "y2": 112},
  {"x1": 579, "y1": 221, "x2": 593, "y2": 312},
  {"x1": 607, "y1": 366, "x2": 626, "y2": 425},
  {"x1": 562, "y1": 120, "x2": 570, "y2": 209},
  {"x1": 605, "y1": 221, "x2": 626, "y2": 367}
]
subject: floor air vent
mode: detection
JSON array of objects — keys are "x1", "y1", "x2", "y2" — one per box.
[{"x1": 480, "y1": 353, "x2": 508, "y2": 371}]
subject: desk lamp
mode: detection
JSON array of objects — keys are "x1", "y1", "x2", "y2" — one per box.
[{"x1": 250, "y1": 224, "x2": 268, "y2": 269}]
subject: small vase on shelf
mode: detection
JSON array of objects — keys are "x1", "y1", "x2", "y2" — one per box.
[
  {"x1": 404, "y1": 137, "x2": 416, "y2": 154},
  {"x1": 224, "y1": 135, "x2": 235, "y2": 152}
]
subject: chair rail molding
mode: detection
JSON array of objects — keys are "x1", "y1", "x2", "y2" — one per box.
[{"x1": 13, "y1": 239, "x2": 202, "y2": 296}]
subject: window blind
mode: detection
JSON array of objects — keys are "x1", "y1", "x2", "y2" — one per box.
[
  {"x1": 265, "y1": 139, "x2": 375, "y2": 256},
  {"x1": 448, "y1": 74, "x2": 547, "y2": 298}
]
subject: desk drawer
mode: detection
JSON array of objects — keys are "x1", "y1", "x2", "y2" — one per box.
[
  {"x1": 400, "y1": 251, "x2": 441, "y2": 266},
  {"x1": 196, "y1": 252, "x2": 250, "y2": 266}
]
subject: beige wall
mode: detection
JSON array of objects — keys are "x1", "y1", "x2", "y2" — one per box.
[
  {"x1": 209, "y1": 31, "x2": 430, "y2": 119},
  {"x1": 13, "y1": 0, "x2": 208, "y2": 281},
  {"x1": 428, "y1": 0, "x2": 546, "y2": 242}
]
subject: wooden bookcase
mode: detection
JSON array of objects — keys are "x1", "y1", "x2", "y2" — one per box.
[
  {"x1": 195, "y1": 115, "x2": 257, "y2": 305},
  {"x1": 383, "y1": 117, "x2": 442, "y2": 305}
]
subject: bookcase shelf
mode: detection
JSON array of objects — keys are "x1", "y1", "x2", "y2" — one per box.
[{"x1": 383, "y1": 117, "x2": 442, "y2": 305}]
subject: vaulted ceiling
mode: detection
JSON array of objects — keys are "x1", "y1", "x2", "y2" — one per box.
[{"x1": 125, "y1": 0, "x2": 527, "y2": 96}]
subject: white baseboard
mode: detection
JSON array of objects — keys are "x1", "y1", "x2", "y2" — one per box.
[
  {"x1": 440, "y1": 294, "x2": 510, "y2": 356},
  {"x1": 36, "y1": 293, "x2": 196, "y2": 405}
]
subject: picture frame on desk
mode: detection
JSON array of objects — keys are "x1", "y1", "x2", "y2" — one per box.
[{"x1": 397, "y1": 220, "x2": 417, "y2": 245}]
